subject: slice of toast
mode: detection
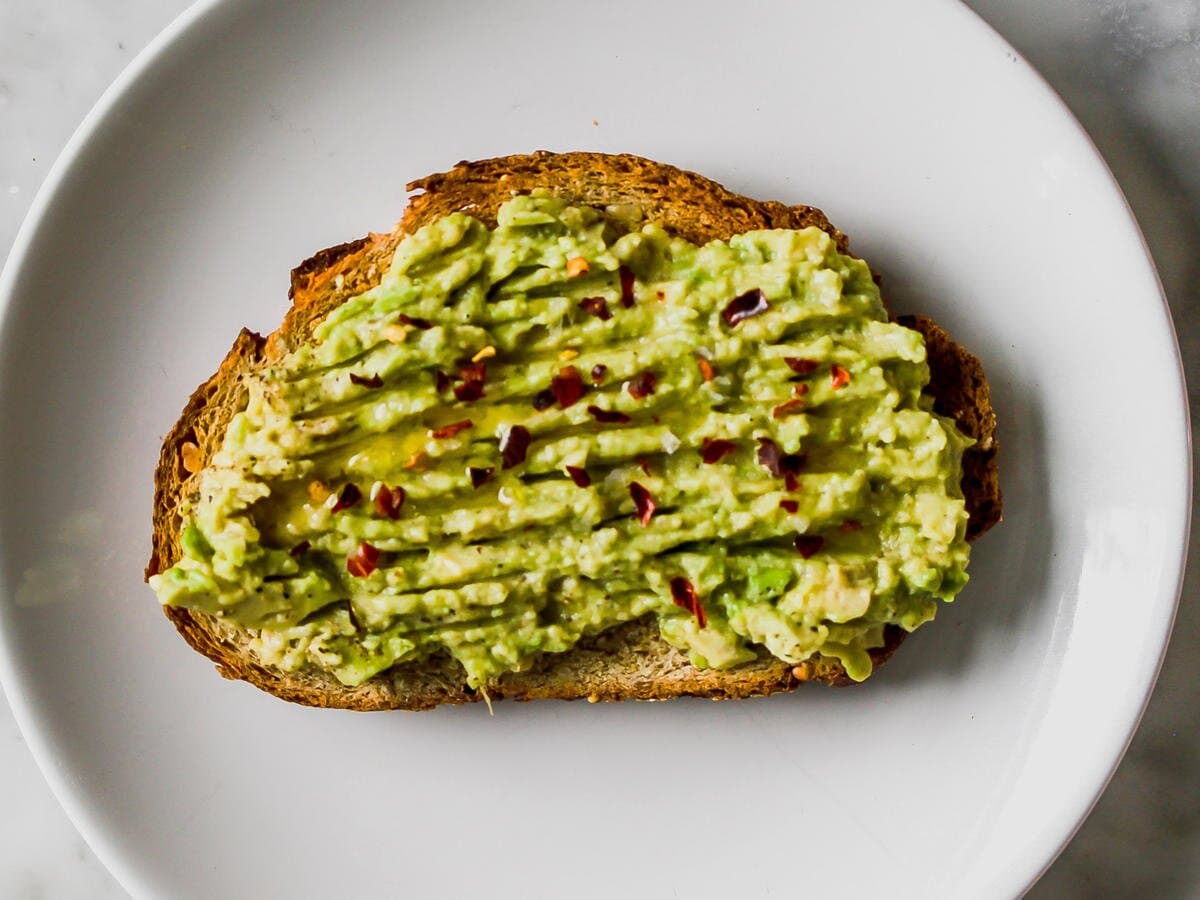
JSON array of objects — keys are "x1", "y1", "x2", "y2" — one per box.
[{"x1": 145, "y1": 152, "x2": 1001, "y2": 710}]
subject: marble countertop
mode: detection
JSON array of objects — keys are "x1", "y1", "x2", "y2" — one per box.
[{"x1": 1, "y1": 1, "x2": 1197, "y2": 896}]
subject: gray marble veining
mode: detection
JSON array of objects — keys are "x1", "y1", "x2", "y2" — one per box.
[{"x1": 1, "y1": 1, "x2": 1196, "y2": 897}]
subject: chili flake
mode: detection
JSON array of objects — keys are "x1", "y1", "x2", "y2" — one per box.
[
  {"x1": 784, "y1": 357, "x2": 819, "y2": 375},
  {"x1": 331, "y1": 483, "x2": 362, "y2": 513},
  {"x1": 587, "y1": 405, "x2": 631, "y2": 424},
  {"x1": 699, "y1": 438, "x2": 737, "y2": 464},
  {"x1": 669, "y1": 576, "x2": 707, "y2": 629},
  {"x1": 618, "y1": 265, "x2": 636, "y2": 308},
  {"x1": 374, "y1": 484, "x2": 405, "y2": 520},
  {"x1": 793, "y1": 535, "x2": 825, "y2": 559},
  {"x1": 454, "y1": 360, "x2": 487, "y2": 402},
  {"x1": 430, "y1": 419, "x2": 473, "y2": 440},
  {"x1": 696, "y1": 356, "x2": 716, "y2": 382},
  {"x1": 629, "y1": 482, "x2": 656, "y2": 526},
  {"x1": 756, "y1": 438, "x2": 805, "y2": 479},
  {"x1": 349, "y1": 372, "x2": 384, "y2": 389},
  {"x1": 579, "y1": 296, "x2": 612, "y2": 321},
  {"x1": 772, "y1": 398, "x2": 807, "y2": 419},
  {"x1": 469, "y1": 467, "x2": 494, "y2": 489},
  {"x1": 550, "y1": 366, "x2": 587, "y2": 408},
  {"x1": 346, "y1": 541, "x2": 380, "y2": 577},
  {"x1": 627, "y1": 371, "x2": 657, "y2": 400},
  {"x1": 590, "y1": 364, "x2": 608, "y2": 384},
  {"x1": 453, "y1": 381, "x2": 484, "y2": 402},
  {"x1": 500, "y1": 425, "x2": 532, "y2": 469},
  {"x1": 565, "y1": 465, "x2": 591, "y2": 487},
  {"x1": 721, "y1": 288, "x2": 769, "y2": 327},
  {"x1": 830, "y1": 364, "x2": 851, "y2": 389}
]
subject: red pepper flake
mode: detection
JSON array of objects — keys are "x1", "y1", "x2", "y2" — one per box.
[
  {"x1": 331, "y1": 483, "x2": 362, "y2": 513},
  {"x1": 793, "y1": 534, "x2": 825, "y2": 559},
  {"x1": 785, "y1": 472, "x2": 801, "y2": 492},
  {"x1": 655, "y1": 290, "x2": 666, "y2": 301},
  {"x1": 565, "y1": 465, "x2": 591, "y2": 487},
  {"x1": 532, "y1": 389, "x2": 555, "y2": 410},
  {"x1": 772, "y1": 398, "x2": 808, "y2": 419},
  {"x1": 346, "y1": 541, "x2": 381, "y2": 577},
  {"x1": 434, "y1": 370, "x2": 455, "y2": 394},
  {"x1": 721, "y1": 288, "x2": 769, "y2": 327},
  {"x1": 627, "y1": 371, "x2": 657, "y2": 400},
  {"x1": 458, "y1": 360, "x2": 486, "y2": 383},
  {"x1": 579, "y1": 296, "x2": 613, "y2": 321},
  {"x1": 637, "y1": 456, "x2": 653, "y2": 476},
  {"x1": 618, "y1": 266, "x2": 636, "y2": 308},
  {"x1": 840, "y1": 519, "x2": 863, "y2": 533},
  {"x1": 587, "y1": 404, "x2": 631, "y2": 424},
  {"x1": 500, "y1": 425, "x2": 531, "y2": 469},
  {"x1": 699, "y1": 438, "x2": 737, "y2": 464},
  {"x1": 288, "y1": 540, "x2": 311, "y2": 558},
  {"x1": 468, "y1": 466, "x2": 494, "y2": 489},
  {"x1": 374, "y1": 484, "x2": 405, "y2": 520},
  {"x1": 629, "y1": 482, "x2": 656, "y2": 526},
  {"x1": 756, "y1": 438, "x2": 806, "y2": 479},
  {"x1": 792, "y1": 382, "x2": 810, "y2": 397},
  {"x1": 696, "y1": 356, "x2": 716, "y2": 382},
  {"x1": 430, "y1": 419, "x2": 473, "y2": 440},
  {"x1": 779, "y1": 499, "x2": 799, "y2": 514},
  {"x1": 669, "y1": 576, "x2": 707, "y2": 629},
  {"x1": 398, "y1": 313, "x2": 432, "y2": 330},
  {"x1": 349, "y1": 372, "x2": 384, "y2": 389},
  {"x1": 830, "y1": 364, "x2": 851, "y2": 389},
  {"x1": 590, "y1": 364, "x2": 608, "y2": 385},
  {"x1": 551, "y1": 366, "x2": 587, "y2": 409},
  {"x1": 784, "y1": 357, "x2": 820, "y2": 375},
  {"x1": 453, "y1": 381, "x2": 484, "y2": 402},
  {"x1": 453, "y1": 360, "x2": 487, "y2": 402}
]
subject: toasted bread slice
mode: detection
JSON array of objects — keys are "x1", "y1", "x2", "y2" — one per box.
[{"x1": 146, "y1": 152, "x2": 1000, "y2": 710}]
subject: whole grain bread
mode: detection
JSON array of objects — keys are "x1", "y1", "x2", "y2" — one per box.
[{"x1": 145, "y1": 151, "x2": 1000, "y2": 710}]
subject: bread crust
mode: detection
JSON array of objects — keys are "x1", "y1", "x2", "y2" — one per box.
[{"x1": 146, "y1": 151, "x2": 1001, "y2": 710}]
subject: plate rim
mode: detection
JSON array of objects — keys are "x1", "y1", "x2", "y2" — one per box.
[
  {"x1": 948, "y1": 1, "x2": 1192, "y2": 892},
  {"x1": 0, "y1": 0, "x2": 1190, "y2": 897}
]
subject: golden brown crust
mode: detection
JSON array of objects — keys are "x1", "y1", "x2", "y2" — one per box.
[{"x1": 147, "y1": 151, "x2": 1000, "y2": 710}]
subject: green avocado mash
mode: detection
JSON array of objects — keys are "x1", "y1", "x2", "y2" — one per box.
[{"x1": 150, "y1": 193, "x2": 972, "y2": 688}]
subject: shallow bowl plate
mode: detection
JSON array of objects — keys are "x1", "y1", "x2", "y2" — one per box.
[{"x1": 0, "y1": 1, "x2": 1188, "y2": 897}]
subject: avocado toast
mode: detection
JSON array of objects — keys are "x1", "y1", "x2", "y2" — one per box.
[{"x1": 146, "y1": 151, "x2": 1000, "y2": 710}]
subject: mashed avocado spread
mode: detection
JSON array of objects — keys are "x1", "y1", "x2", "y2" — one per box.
[{"x1": 151, "y1": 193, "x2": 972, "y2": 688}]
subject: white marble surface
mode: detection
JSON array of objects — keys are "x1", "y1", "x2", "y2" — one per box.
[{"x1": 0, "y1": 1, "x2": 1196, "y2": 897}]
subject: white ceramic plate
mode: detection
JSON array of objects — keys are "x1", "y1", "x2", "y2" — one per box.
[{"x1": 0, "y1": 1, "x2": 1188, "y2": 897}]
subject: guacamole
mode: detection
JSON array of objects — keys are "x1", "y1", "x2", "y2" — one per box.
[{"x1": 150, "y1": 193, "x2": 972, "y2": 688}]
